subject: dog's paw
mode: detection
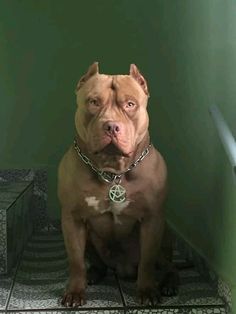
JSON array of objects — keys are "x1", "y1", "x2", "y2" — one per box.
[
  {"x1": 160, "y1": 271, "x2": 179, "y2": 297},
  {"x1": 61, "y1": 290, "x2": 86, "y2": 307},
  {"x1": 137, "y1": 287, "x2": 161, "y2": 306}
]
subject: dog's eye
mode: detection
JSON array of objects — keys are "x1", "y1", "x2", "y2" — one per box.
[
  {"x1": 88, "y1": 99, "x2": 99, "y2": 107},
  {"x1": 87, "y1": 98, "x2": 100, "y2": 114},
  {"x1": 87, "y1": 98, "x2": 101, "y2": 114},
  {"x1": 125, "y1": 101, "x2": 136, "y2": 109}
]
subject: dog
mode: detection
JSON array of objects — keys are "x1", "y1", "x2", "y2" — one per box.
[{"x1": 58, "y1": 63, "x2": 178, "y2": 307}]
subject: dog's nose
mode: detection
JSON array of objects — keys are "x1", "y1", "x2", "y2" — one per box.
[{"x1": 103, "y1": 121, "x2": 120, "y2": 135}]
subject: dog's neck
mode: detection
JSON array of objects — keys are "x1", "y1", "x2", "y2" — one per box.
[
  {"x1": 74, "y1": 133, "x2": 152, "y2": 180},
  {"x1": 131, "y1": 132, "x2": 151, "y2": 162}
]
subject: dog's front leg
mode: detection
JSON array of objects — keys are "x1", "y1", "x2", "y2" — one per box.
[
  {"x1": 61, "y1": 210, "x2": 87, "y2": 307},
  {"x1": 137, "y1": 213, "x2": 164, "y2": 305}
]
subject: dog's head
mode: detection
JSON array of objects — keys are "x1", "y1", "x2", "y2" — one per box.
[{"x1": 75, "y1": 62, "x2": 150, "y2": 172}]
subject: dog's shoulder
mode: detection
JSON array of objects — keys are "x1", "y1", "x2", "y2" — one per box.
[
  {"x1": 142, "y1": 146, "x2": 167, "y2": 187},
  {"x1": 144, "y1": 147, "x2": 168, "y2": 208}
]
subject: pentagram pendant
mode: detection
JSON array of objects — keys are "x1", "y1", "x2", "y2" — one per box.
[{"x1": 109, "y1": 184, "x2": 126, "y2": 203}]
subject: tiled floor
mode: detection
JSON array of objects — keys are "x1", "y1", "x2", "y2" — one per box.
[{"x1": 0, "y1": 230, "x2": 227, "y2": 314}]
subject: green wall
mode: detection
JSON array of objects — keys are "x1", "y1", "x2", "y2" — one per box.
[
  {"x1": 1, "y1": 0, "x2": 236, "y2": 311},
  {"x1": 143, "y1": 1, "x2": 236, "y2": 312},
  {"x1": 0, "y1": 0, "x2": 151, "y2": 219}
]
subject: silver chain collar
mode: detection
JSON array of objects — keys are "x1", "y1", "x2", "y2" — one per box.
[{"x1": 74, "y1": 138, "x2": 152, "y2": 184}]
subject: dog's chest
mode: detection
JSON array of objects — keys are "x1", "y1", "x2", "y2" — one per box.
[{"x1": 85, "y1": 196, "x2": 131, "y2": 224}]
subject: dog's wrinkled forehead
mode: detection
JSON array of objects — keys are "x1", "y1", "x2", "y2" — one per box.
[
  {"x1": 80, "y1": 74, "x2": 113, "y2": 97},
  {"x1": 80, "y1": 75, "x2": 145, "y2": 104},
  {"x1": 76, "y1": 62, "x2": 149, "y2": 100}
]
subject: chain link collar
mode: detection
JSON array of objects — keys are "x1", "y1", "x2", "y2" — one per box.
[{"x1": 74, "y1": 138, "x2": 152, "y2": 184}]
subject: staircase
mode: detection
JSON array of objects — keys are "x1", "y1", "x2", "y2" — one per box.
[
  {"x1": 0, "y1": 181, "x2": 34, "y2": 274},
  {"x1": 0, "y1": 170, "x2": 230, "y2": 313}
]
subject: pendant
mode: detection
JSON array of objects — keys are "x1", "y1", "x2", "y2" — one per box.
[{"x1": 109, "y1": 184, "x2": 126, "y2": 203}]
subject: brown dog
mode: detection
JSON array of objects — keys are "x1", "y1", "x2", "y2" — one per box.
[{"x1": 58, "y1": 63, "x2": 178, "y2": 307}]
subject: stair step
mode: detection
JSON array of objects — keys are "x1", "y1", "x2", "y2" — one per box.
[
  {"x1": 0, "y1": 181, "x2": 34, "y2": 274},
  {"x1": 0, "y1": 230, "x2": 227, "y2": 313}
]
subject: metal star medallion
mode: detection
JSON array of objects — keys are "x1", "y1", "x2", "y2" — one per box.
[{"x1": 109, "y1": 184, "x2": 126, "y2": 203}]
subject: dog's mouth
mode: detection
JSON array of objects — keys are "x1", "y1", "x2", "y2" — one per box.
[
  {"x1": 94, "y1": 143, "x2": 130, "y2": 157},
  {"x1": 102, "y1": 143, "x2": 125, "y2": 156}
]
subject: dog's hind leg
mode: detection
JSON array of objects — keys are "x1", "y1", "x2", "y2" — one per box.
[
  {"x1": 158, "y1": 226, "x2": 179, "y2": 297},
  {"x1": 86, "y1": 241, "x2": 107, "y2": 285}
]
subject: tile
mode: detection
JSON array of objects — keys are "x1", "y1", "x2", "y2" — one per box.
[
  {"x1": 31, "y1": 233, "x2": 64, "y2": 242},
  {"x1": 173, "y1": 232, "x2": 231, "y2": 312},
  {"x1": 7, "y1": 280, "x2": 67, "y2": 309},
  {"x1": 23, "y1": 233, "x2": 65, "y2": 250},
  {"x1": 0, "y1": 209, "x2": 7, "y2": 274},
  {"x1": 21, "y1": 235, "x2": 66, "y2": 261},
  {"x1": 7, "y1": 231, "x2": 123, "y2": 311},
  {"x1": 4, "y1": 223, "x2": 228, "y2": 313},
  {"x1": 118, "y1": 280, "x2": 157, "y2": 307},
  {"x1": 0, "y1": 181, "x2": 32, "y2": 198},
  {"x1": 218, "y1": 278, "x2": 232, "y2": 309},
  {"x1": 188, "y1": 308, "x2": 227, "y2": 314},
  {"x1": 0, "y1": 169, "x2": 31, "y2": 181},
  {"x1": 8, "y1": 274, "x2": 123, "y2": 310},
  {"x1": 20, "y1": 257, "x2": 68, "y2": 272},
  {"x1": 127, "y1": 309, "x2": 226, "y2": 314},
  {"x1": 4, "y1": 310, "x2": 228, "y2": 314},
  {"x1": 0, "y1": 169, "x2": 48, "y2": 230},
  {"x1": 7, "y1": 311, "x2": 124, "y2": 314},
  {"x1": 15, "y1": 268, "x2": 68, "y2": 283},
  {"x1": 119, "y1": 269, "x2": 225, "y2": 308},
  {"x1": 22, "y1": 248, "x2": 67, "y2": 261},
  {"x1": 30, "y1": 169, "x2": 48, "y2": 230},
  {"x1": 80, "y1": 276, "x2": 124, "y2": 308},
  {"x1": 126, "y1": 308, "x2": 226, "y2": 314},
  {"x1": 126, "y1": 310, "x2": 180, "y2": 314},
  {"x1": 26, "y1": 240, "x2": 65, "y2": 250},
  {"x1": 179, "y1": 269, "x2": 202, "y2": 280},
  {"x1": 7, "y1": 232, "x2": 67, "y2": 310},
  {"x1": 0, "y1": 268, "x2": 16, "y2": 310},
  {"x1": 0, "y1": 181, "x2": 33, "y2": 274}
]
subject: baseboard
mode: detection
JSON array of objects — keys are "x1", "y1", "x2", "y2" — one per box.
[{"x1": 167, "y1": 218, "x2": 232, "y2": 312}]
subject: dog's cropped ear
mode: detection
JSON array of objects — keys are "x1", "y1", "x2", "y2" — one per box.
[
  {"x1": 76, "y1": 62, "x2": 99, "y2": 92},
  {"x1": 129, "y1": 64, "x2": 149, "y2": 97}
]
